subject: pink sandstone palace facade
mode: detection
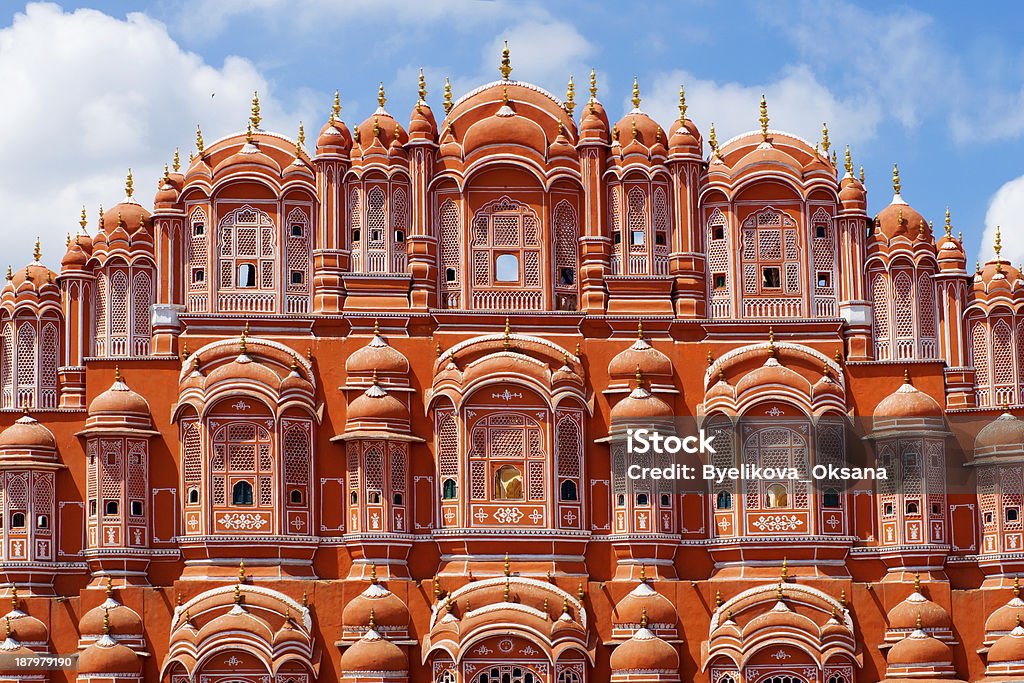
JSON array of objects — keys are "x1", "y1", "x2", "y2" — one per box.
[{"x1": 1, "y1": 48, "x2": 1024, "y2": 682}]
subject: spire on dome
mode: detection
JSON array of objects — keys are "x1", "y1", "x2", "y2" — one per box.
[
  {"x1": 377, "y1": 81, "x2": 387, "y2": 109},
  {"x1": 821, "y1": 122, "x2": 830, "y2": 154},
  {"x1": 996, "y1": 225, "x2": 1003, "y2": 260},
  {"x1": 504, "y1": 551, "x2": 511, "y2": 577},
  {"x1": 904, "y1": 367, "x2": 912, "y2": 385},
  {"x1": 502, "y1": 317, "x2": 511, "y2": 351},
  {"x1": 499, "y1": 40, "x2": 512, "y2": 80},
  {"x1": 781, "y1": 557, "x2": 789, "y2": 581},
  {"x1": 565, "y1": 75, "x2": 575, "y2": 116},
  {"x1": 678, "y1": 83, "x2": 687, "y2": 121},
  {"x1": 639, "y1": 563, "x2": 647, "y2": 583},
  {"x1": 79, "y1": 206, "x2": 88, "y2": 231},
  {"x1": 295, "y1": 122, "x2": 305, "y2": 157},
  {"x1": 892, "y1": 163, "x2": 901, "y2": 195},
  {"x1": 503, "y1": 576, "x2": 510, "y2": 601},
  {"x1": 245, "y1": 122, "x2": 254, "y2": 144},
  {"x1": 631, "y1": 77, "x2": 641, "y2": 109},
  {"x1": 125, "y1": 168, "x2": 134, "y2": 199},
  {"x1": 759, "y1": 94, "x2": 769, "y2": 142},
  {"x1": 443, "y1": 77, "x2": 452, "y2": 113},
  {"x1": 173, "y1": 147, "x2": 181, "y2": 172},
  {"x1": 196, "y1": 124, "x2": 204, "y2": 154},
  {"x1": 1015, "y1": 575, "x2": 1020, "y2": 598},
  {"x1": 417, "y1": 68, "x2": 427, "y2": 105},
  {"x1": 709, "y1": 122, "x2": 719, "y2": 158},
  {"x1": 233, "y1": 583, "x2": 242, "y2": 605},
  {"x1": 635, "y1": 364, "x2": 644, "y2": 389},
  {"x1": 103, "y1": 606, "x2": 111, "y2": 635},
  {"x1": 33, "y1": 238, "x2": 40, "y2": 263},
  {"x1": 767, "y1": 326, "x2": 776, "y2": 357},
  {"x1": 106, "y1": 575, "x2": 114, "y2": 599},
  {"x1": 250, "y1": 91, "x2": 261, "y2": 129},
  {"x1": 9, "y1": 585, "x2": 17, "y2": 612},
  {"x1": 641, "y1": 606, "x2": 649, "y2": 628},
  {"x1": 944, "y1": 208, "x2": 952, "y2": 237},
  {"x1": 844, "y1": 146, "x2": 853, "y2": 176}
]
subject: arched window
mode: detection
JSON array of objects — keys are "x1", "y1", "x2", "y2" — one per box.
[
  {"x1": 36, "y1": 514, "x2": 47, "y2": 529},
  {"x1": 766, "y1": 483, "x2": 789, "y2": 509},
  {"x1": 553, "y1": 199, "x2": 579, "y2": 309},
  {"x1": 217, "y1": 205, "x2": 276, "y2": 313},
  {"x1": 559, "y1": 479, "x2": 578, "y2": 501},
  {"x1": 823, "y1": 488, "x2": 841, "y2": 508},
  {"x1": 716, "y1": 489, "x2": 732, "y2": 509},
  {"x1": 237, "y1": 263, "x2": 256, "y2": 288},
  {"x1": 188, "y1": 488, "x2": 199, "y2": 504},
  {"x1": 439, "y1": 199, "x2": 462, "y2": 306},
  {"x1": 364, "y1": 186, "x2": 387, "y2": 272},
  {"x1": 289, "y1": 489, "x2": 303, "y2": 505},
  {"x1": 442, "y1": 478, "x2": 457, "y2": 500},
  {"x1": 469, "y1": 197, "x2": 542, "y2": 310},
  {"x1": 495, "y1": 254, "x2": 519, "y2": 282},
  {"x1": 104, "y1": 500, "x2": 119, "y2": 516},
  {"x1": 211, "y1": 420, "x2": 274, "y2": 513},
  {"x1": 494, "y1": 465, "x2": 524, "y2": 500},
  {"x1": 10, "y1": 513, "x2": 24, "y2": 529},
  {"x1": 232, "y1": 480, "x2": 254, "y2": 506}
]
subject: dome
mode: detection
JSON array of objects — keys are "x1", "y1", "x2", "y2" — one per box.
[
  {"x1": 340, "y1": 628, "x2": 407, "y2": 672},
  {"x1": 101, "y1": 172, "x2": 151, "y2": 237},
  {"x1": 61, "y1": 237, "x2": 90, "y2": 270},
  {"x1": 409, "y1": 77, "x2": 438, "y2": 142},
  {"x1": 3, "y1": 609, "x2": 47, "y2": 645},
  {"x1": 613, "y1": 82, "x2": 666, "y2": 155},
  {"x1": 609, "y1": 627, "x2": 678, "y2": 672},
  {"x1": 205, "y1": 353, "x2": 283, "y2": 391},
  {"x1": 79, "y1": 598, "x2": 143, "y2": 638},
  {"x1": 608, "y1": 334, "x2": 673, "y2": 382},
  {"x1": 346, "y1": 382, "x2": 408, "y2": 424},
  {"x1": 88, "y1": 371, "x2": 152, "y2": 419},
  {"x1": 77, "y1": 635, "x2": 142, "y2": 675},
  {"x1": 985, "y1": 594, "x2": 1024, "y2": 634},
  {"x1": 610, "y1": 385, "x2": 674, "y2": 422},
  {"x1": 197, "y1": 604, "x2": 273, "y2": 643},
  {"x1": 154, "y1": 172, "x2": 180, "y2": 207},
  {"x1": 873, "y1": 378, "x2": 943, "y2": 421},
  {"x1": 0, "y1": 635, "x2": 36, "y2": 675},
  {"x1": 886, "y1": 589, "x2": 951, "y2": 632},
  {"x1": 838, "y1": 175, "x2": 866, "y2": 208},
  {"x1": 668, "y1": 116, "x2": 701, "y2": 154},
  {"x1": 887, "y1": 629, "x2": 952, "y2": 667},
  {"x1": 355, "y1": 86, "x2": 408, "y2": 152},
  {"x1": 213, "y1": 137, "x2": 282, "y2": 177},
  {"x1": 579, "y1": 98, "x2": 609, "y2": 143},
  {"x1": 989, "y1": 625, "x2": 1024, "y2": 664},
  {"x1": 613, "y1": 581, "x2": 678, "y2": 628},
  {"x1": 317, "y1": 117, "x2": 353, "y2": 154},
  {"x1": 873, "y1": 168, "x2": 929, "y2": 243},
  {"x1": 5, "y1": 261, "x2": 58, "y2": 293},
  {"x1": 976, "y1": 412, "x2": 1024, "y2": 457},
  {"x1": 734, "y1": 357, "x2": 809, "y2": 397},
  {"x1": 0, "y1": 414, "x2": 56, "y2": 451},
  {"x1": 346, "y1": 329, "x2": 410, "y2": 377},
  {"x1": 342, "y1": 581, "x2": 411, "y2": 633}
]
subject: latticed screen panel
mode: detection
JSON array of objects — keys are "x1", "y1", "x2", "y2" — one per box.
[
  {"x1": 439, "y1": 199, "x2": 461, "y2": 293},
  {"x1": 469, "y1": 197, "x2": 543, "y2": 309},
  {"x1": 283, "y1": 421, "x2": 311, "y2": 487},
  {"x1": 973, "y1": 320, "x2": 990, "y2": 406},
  {"x1": 872, "y1": 271, "x2": 890, "y2": 357},
  {"x1": 212, "y1": 421, "x2": 274, "y2": 510}
]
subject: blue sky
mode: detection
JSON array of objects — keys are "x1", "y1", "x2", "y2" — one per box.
[{"x1": 2, "y1": 1, "x2": 1024, "y2": 270}]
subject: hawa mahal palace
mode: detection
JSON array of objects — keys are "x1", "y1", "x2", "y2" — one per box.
[{"x1": 2, "y1": 46, "x2": 1024, "y2": 683}]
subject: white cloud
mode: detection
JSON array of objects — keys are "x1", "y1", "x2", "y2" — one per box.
[
  {"x1": 0, "y1": 2, "x2": 311, "y2": 272},
  {"x1": 642, "y1": 65, "x2": 882, "y2": 152},
  {"x1": 981, "y1": 175, "x2": 1024, "y2": 264}
]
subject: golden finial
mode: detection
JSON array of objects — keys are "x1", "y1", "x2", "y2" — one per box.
[
  {"x1": 163, "y1": 163, "x2": 170, "y2": 182},
  {"x1": 377, "y1": 81, "x2": 387, "y2": 109},
  {"x1": 892, "y1": 163, "x2": 901, "y2": 194},
  {"x1": 33, "y1": 238, "x2": 41, "y2": 263},
  {"x1": 715, "y1": 589, "x2": 722, "y2": 608},
  {"x1": 781, "y1": 557, "x2": 788, "y2": 581},
  {"x1": 250, "y1": 90, "x2": 261, "y2": 129},
  {"x1": 914, "y1": 572, "x2": 921, "y2": 592},
  {"x1": 639, "y1": 564, "x2": 647, "y2": 583},
  {"x1": 631, "y1": 77, "x2": 641, "y2": 109},
  {"x1": 577, "y1": 582, "x2": 585, "y2": 601},
  {"x1": 831, "y1": 149, "x2": 837, "y2": 166},
  {"x1": 821, "y1": 122, "x2": 830, "y2": 154},
  {"x1": 196, "y1": 124, "x2": 204, "y2": 153},
  {"x1": 844, "y1": 146, "x2": 853, "y2": 176},
  {"x1": 433, "y1": 576, "x2": 441, "y2": 599},
  {"x1": 435, "y1": 342, "x2": 442, "y2": 357},
  {"x1": 238, "y1": 559, "x2": 245, "y2": 583},
  {"x1": 840, "y1": 589, "x2": 846, "y2": 607},
  {"x1": 897, "y1": 207, "x2": 904, "y2": 226},
  {"x1": 565, "y1": 75, "x2": 575, "y2": 116},
  {"x1": 640, "y1": 606, "x2": 648, "y2": 628},
  {"x1": 834, "y1": 349, "x2": 843, "y2": 367},
  {"x1": 114, "y1": 365, "x2": 121, "y2": 383},
  {"x1": 995, "y1": 226, "x2": 1003, "y2": 260},
  {"x1": 443, "y1": 77, "x2": 453, "y2": 114},
  {"x1": 560, "y1": 596, "x2": 568, "y2": 617},
  {"x1": 631, "y1": 119, "x2": 638, "y2": 140},
  {"x1": 368, "y1": 607, "x2": 376, "y2": 630},
  {"x1": 916, "y1": 612, "x2": 922, "y2": 630},
  {"x1": 575, "y1": 342, "x2": 581, "y2": 357},
  {"x1": 503, "y1": 317, "x2": 511, "y2": 351},
  {"x1": 904, "y1": 367, "x2": 911, "y2": 384},
  {"x1": 767, "y1": 326, "x2": 776, "y2": 355},
  {"x1": 173, "y1": 147, "x2": 181, "y2": 172},
  {"x1": 707, "y1": 351, "x2": 714, "y2": 366},
  {"x1": 777, "y1": 582, "x2": 784, "y2": 601},
  {"x1": 246, "y1": 121, "x2": 253, "y2": 143},
  {"x1": 106, "y1": 575, "x2": 114, "y2": 598},
  {"x1": 589, "y1": 68, "x2": 597, "y2": 100},
  {"x1": 370, "y1": 564, "x2": 378, "y2": 585},
  {"x1": 504, "y1": 551, "x2": 511, "y2": 577},
  {"x1": 3, "y1": 616, "x2": 9, "y2": 639},
  {"x1": 502, "y1": 85, "x2": 509, "y2": 105},
  {"x1": 503, "y1": 577, "x2": 510, "y2": 601},
  {"x1": 125, "y1": 168, "x2": 134, "y2": 198},
  {"x1": 79, "y1": 205, "x2": 88, "y2": 230},
  {"x1": 635, "y1": 364, "x2": 644, "y2": 389},
  {"x1": 1015, "y1": 575, "x2": 1020, "y2": 598},
  {"x1": 859, "y1": 166, "x2": 865, "y2": 184},
  {"x1": 499, "y1": 40, "x2": 512, "y2": 80},
  {"x1": 709, "y1": 122, "x2": 719, "y2": 156},
  {"x1": 373, "y1": 115, "x2": 381, "y2": 139},
  {"x1": 5, "y1": 266, "x2": 11, "y2": 281},
  {"x1": 637, "y1": 320, "x2": 644, "y2": 340},
  {"x1": 8, "y1": 585, "x2": 16, "y2": 612},
  {"x1": 418, "y1": 68, "x2": 427, "y2": 104},
  {"x1": 66, "y1": 232, "x2": 71, "y2": 247},
  {"x1": 233, "y1": 583, "x2": 242, "y2": 605},
  {"x1": 103, "y1": 607, "x2": 111, "y2": 635},
  {"x1": 175, "y1": 592, "x2": 182, "y2": 607},
  {"x1": 297, "y1": 121, "x2": 305, "y2": 146},
  {"x1": 611, "y1": 123, "x2": 619, "y2": 142},
  {"x1": 759, "y1": 94, "x2": 769, "y2": 142},
  {"x1": 330, "y1": 90, "x2": 341, "y2": 120},
  {"x1": 678, "y1": 83, "x2": 687, "y2": 122}
]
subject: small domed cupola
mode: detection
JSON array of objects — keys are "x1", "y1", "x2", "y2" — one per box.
[
  {"x1": 316, "y1": 91, "x2": 354, "y2": 156},
  {"x1": 408, "y1": 69, "x2": 438, "y2": 143},
  {"x1": 82, "y1": 368, "x2": 154, "y2": 434}
]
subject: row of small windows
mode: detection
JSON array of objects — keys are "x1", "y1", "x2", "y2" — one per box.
[
  {"x1": 613, "y1": 231, "x2": 667, "y2": 246},
  {"x1": 352, "y1": 229, "x2": 404, "y2": 243},
  {"x1": 708, "y1": 224, "x2": 829, "y2": 241},
  {"x1": 882, "y1": 501, "x2": 944, "y2": 517},
  {"x1": 711, "y1": 487, "x2": 842, "y2": 510},
  {"x1": 2, "y1": 513, "x2": 47, "y2": 529},
  {"x1": 984, "y1": 507, "x2": 1020, "y2": 524},
  {"x1": 711, "y1": 269, "x2": 831, "y2": 290},
  {"x1": 191, "y1": 265, "x2": 305, "y2": 286},
  {"x1": 193, "y1": 223, "x2": 306, "y2": 238},
  {"x1": 350, "y1": 491, "x2": 404, "y2": 506},
  {"x1": 437, "y1": 476, "x2": 579, "y2": 502},
  {"x1": 184, "y1": 484, "x2": 307, "y2": 506},
  {"x1": 88, "y1": 500, "x2": 144, "y2": 517}
]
